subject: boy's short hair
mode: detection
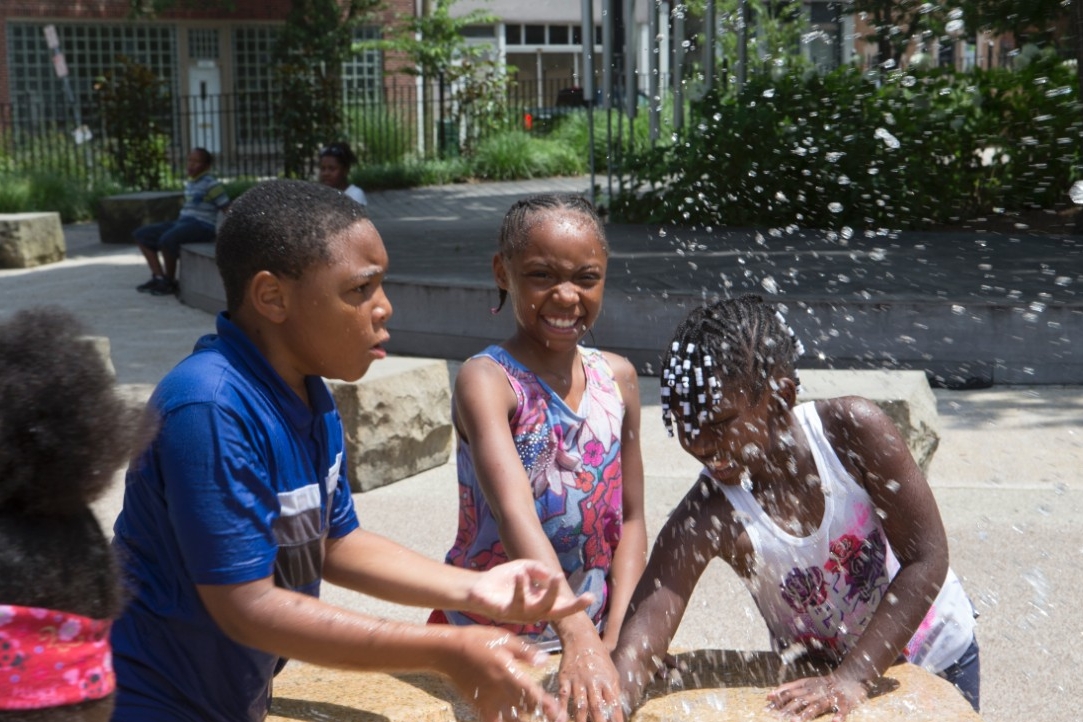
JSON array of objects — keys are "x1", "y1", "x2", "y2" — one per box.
[
  {"x1": 192, "y1": 147, "x2": 213, "y2": 166},
  {"x1": 216, "y1": 179, "x2": 370, "y2": 312}
]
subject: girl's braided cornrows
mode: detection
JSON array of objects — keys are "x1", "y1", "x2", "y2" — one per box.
[
  {"x1": 492, "y1": 193, "x2": 607, "y2": 313},
  {"x1": 661, "y1": 295, "x2": 804, "y2": 437}
]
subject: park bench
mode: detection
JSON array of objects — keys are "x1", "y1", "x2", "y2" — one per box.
[{"x1": 97, "y1": 190, "x2": 184, "y2": 244}]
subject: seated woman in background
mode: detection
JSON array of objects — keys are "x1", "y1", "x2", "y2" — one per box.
[{"x1": 318, "y1": 141, "x2": 367, "y2": 205}]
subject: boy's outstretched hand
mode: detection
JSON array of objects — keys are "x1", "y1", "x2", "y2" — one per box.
[
  {"x1": 466, "y1": 559, "x2": 594, "y2": 624},
  {"x1": 766, "y1": 673, "x2": 868, "y2": 721},
  {"x1": 443, "y1": 625, "x2": 569, "y2": 722}
]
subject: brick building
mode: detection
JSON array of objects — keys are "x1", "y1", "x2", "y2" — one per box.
[{"x1": 0, "y1": 0, "x2": 413, "y2": 165}]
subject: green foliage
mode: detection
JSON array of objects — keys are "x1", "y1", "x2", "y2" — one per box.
[
  {"x1": 610, "y1": 57, "x2": 1083, "y2": 229},
  {"x1": 93, "y1": 56, "x2": 171, "y2": 189},
  {"x1": 354, "y1": 158, "x2": 471, "y2": 190},
  {"x1": 359, "y1": 0, "x2": 513, "y2": 158},
  {"x1": 470, "y1": 131, "x2": 586, "y2": 181},
  {"x1": 344, "y1": 102, "x2": 417, "y2": 165},
  {"x1": 0, "y1": 171, "x2": 125, "y2": 223},
  {"x1": 273, "y1": 0, "x2": 381, "y2": 178},
  {"x1": 365, "y1": 0, "x2": 497, "y2": 84}
]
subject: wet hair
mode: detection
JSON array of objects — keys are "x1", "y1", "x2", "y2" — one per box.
[
  {"x1": 661, "y1": 295, "x2": 805, "y2": 437},
  {"x1": 216, "y1": 178, "x2": 370, "y2": 313},
  {"x1": 0, "y1": 306, "x2": 145, "y2": 628},
  {"x1": 320, "y1": 141, "x2": 358, "y2": 170},
  {"x1": 493, "y1": 192, "x2": 608, "y2": 312},
  {"x1": 192, "y1": 146, "x2": 213, "y2": 166}
]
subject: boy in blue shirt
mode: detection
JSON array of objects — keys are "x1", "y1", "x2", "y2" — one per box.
[
  {"x1": 111, "y1": 179, "x2": 588, "y2": 722},
  {"x1": 133, "y1": 147, "x2": 230, "y2": 296}
]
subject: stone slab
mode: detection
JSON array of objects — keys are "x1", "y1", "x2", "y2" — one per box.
[
  {"x1": 97, "y1": 190, "x2": 184, "y2": 244},
  {"x1": 267, "y1": 651, "x2": 981, "y2": 722},
  {"x1": 0, "y1": 212, "x2": 65, "y2": 268},
  {"x1": 797, "y1": 369, "x2": 940, "y2": 473},
  {"x1": 178, "y1": 242, "x2": 224, "y2": 314},
  {"x1": 329, "y1": 357, "x2": 454, "y2": 493}
]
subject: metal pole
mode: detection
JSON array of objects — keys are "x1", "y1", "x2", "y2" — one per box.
[
  {"x1": 603, "y1": 0, "x2": 614, "y2": 200},
  {"x1": 672, "y1": 4, "x2": 684, "y2": 133},
  {"x1": 703, "y1": 0, "x2": 715, "y2": 96},
  {"x1": 624, "y1": 0, "x2": 636, "y2": 119},
  {"x1": 736, "y1": 0, "x2": 748, "y2": 91},
  {"x1": 581, "y1": 0, "x2": 596, "y2": 204},
  {"x1": 648, "y1": 0, "x2": 659, "y2": 143}
]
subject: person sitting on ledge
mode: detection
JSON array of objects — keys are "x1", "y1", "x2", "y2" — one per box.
[{"x1": 133, "y1": 147, "x2": 230, "y2": 296}]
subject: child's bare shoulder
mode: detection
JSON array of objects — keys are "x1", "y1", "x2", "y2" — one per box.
[
  {"x1": 814, "y1": 395, "x2": 893, "y2": 434},
  {"x1": 598, "y1": 350, "x2": 638, "y2": 383}
]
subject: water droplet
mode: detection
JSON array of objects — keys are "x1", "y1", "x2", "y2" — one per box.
[
  {"x1": 1070, "y1": 181, "x2": 1083, "y2": 205},
  {"x1": 828, "y1": 201, "x2": 843, "y2": 214}
]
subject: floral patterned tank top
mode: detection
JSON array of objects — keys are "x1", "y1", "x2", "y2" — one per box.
[{"x1": 442, "y1": 345, "x2": 626, "y2": 648}]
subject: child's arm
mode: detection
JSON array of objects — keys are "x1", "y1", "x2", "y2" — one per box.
[
  {"x1": 612, "y1": 475, "x2": 736, "y2": 710},
  {"x1": 455, "y1": 358, "x2": 626, "y2": 722},
  {"x1": 321, "y1": 528, "x2": 592, "y2": 623},
  {"x1": 599, "y1": 354, "x2": 648, "y2": 650},
  {"x1": 768, "y1": 396, "x2": 951, "y2": 721},
  {"x1": 196, "y1": 577, "x2": 569, "y2": 722}
]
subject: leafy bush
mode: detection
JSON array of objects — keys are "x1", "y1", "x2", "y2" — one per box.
[
  {"x1": 93, "y1": 56, "x2": 171, "y2": 190},
  {"x1": 345, "y1": 103, "x2": 416, "y2": 165},
  {"x1": 471, "y1": 130, "x2": 587, "y2": 181},
  {"x1": 0, "y1": 171, "x2": 125, "y2": 223},
  {"x1": 610, "y1": 58, "x2": 1083, "y2": 230}
]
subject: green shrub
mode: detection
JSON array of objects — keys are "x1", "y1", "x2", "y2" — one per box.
[
  {"x1": 0, "y1": 171, "x2": 125, "y2": 223},
  {"x1": 610, "y1": 58, "x2": 1083, "y2": 229},
  {"x1": 470, "y1": 130, "x2": 587, "y2": 181},
  {"x1": 354, "y1": 157, "x2": 471, "y2": 190},
  {"x1": 345, "y1": 102, "x2": 417, "y2": 165}
]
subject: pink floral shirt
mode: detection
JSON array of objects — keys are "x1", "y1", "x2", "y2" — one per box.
[{"x1": 441, "y1": 345, "x2": 625, "y2": 647}]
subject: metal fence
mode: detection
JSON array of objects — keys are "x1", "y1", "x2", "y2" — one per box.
[{"x1": 0, "y1": 77, "x2": 583, "y2": 188}]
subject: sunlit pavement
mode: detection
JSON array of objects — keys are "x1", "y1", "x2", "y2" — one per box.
[{"x1": 1, "y1": 177, "x2": 1078, "y2": 721}]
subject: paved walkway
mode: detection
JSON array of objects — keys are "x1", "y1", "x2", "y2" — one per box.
[{"x1": 2, "y1": 177, "x2": 1081, "y2": 721}]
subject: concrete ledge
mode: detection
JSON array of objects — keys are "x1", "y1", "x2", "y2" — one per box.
[
  {"x1": 328, "y1": 357, "x2": 453, "y2": 493},
  {"x1": 0, "y1": 212, "x2": 65, "y2": 268},
  {"x1": 97, "y1": 190, "x2": 184, "y2": 244},
  {"x1": 798, "y1": 368, "x2": 940, "y2": 473},
  {"x1": 267, "y1": 652, "x2": 981, "y2": 721},
  {"x1": 178, "y1": 242, "x2": 224, "y2": 314}
]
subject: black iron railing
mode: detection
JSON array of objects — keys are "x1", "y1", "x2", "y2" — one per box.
[{"x1": 0, "y1": 77, "x2": 584, "y2": 187}]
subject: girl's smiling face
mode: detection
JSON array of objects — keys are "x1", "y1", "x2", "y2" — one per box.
[{"x1": 495, "y1": 213, "x2": 608, "y2": 354}]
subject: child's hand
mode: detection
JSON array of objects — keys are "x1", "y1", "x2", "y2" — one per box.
[
  {"x1": 559, "y1": 636, "x2": 624, "y2": 722},
  {"x1": 442, "y1": 626, "x2": 568, "y2": 722},
  {"x1": 766, "y1": 674, "x2": 867, "y2": 721},
  {"x1": 467, "y1": 559, "x2": 594, "y2": 624}
]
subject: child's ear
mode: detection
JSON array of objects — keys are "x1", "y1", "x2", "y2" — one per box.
[
  {"x1": 492, "y1": 252, "x2": 509, "y2": 290},
  {"x1": 774, "y1": 376, "x2": 798, "y2": 410},
  {"x1": 247, "y1": 271, "x2": 288, "y2": 324}
]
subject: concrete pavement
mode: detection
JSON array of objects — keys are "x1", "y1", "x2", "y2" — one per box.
[{"x1": 0, "y1": 176, "x2": 1080, "y2": 721}]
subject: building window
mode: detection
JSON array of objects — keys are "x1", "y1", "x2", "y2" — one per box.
[
  {"x1": 342, "y1": 26, "x2": 382, "y2": 99},
  {"x1": 188, "y1": 28, "x2": 219, "y2": 61},
  {"x1": 6, "y1": 22, "x2": 176, "y2": 127},
  {"x1": 806, "y1": 1, "x2": 841, "y2": 72},
  {"x1": 232, "y1": 26, "x2": 279, "y2": 143}
]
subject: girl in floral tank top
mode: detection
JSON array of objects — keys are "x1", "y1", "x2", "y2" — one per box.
[{"x1": 432, "y1": 194, "x2": 647, "y2": 722}]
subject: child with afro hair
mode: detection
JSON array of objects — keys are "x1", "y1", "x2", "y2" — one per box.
[{"x1": 0, "y1": 307, "x2": 144, "y2": 720}]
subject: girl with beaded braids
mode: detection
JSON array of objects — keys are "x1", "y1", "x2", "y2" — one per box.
[
  {"x1": 612, "y1": 295, "x2": 979, "y2": 721},
  {"x1": 431, "y1": 193, "x2": 648, "y2": 722}
]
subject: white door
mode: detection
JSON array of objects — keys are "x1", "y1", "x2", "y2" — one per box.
[{"x1": 187, "y1": 64, "x2": 222, "y2": 154}]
